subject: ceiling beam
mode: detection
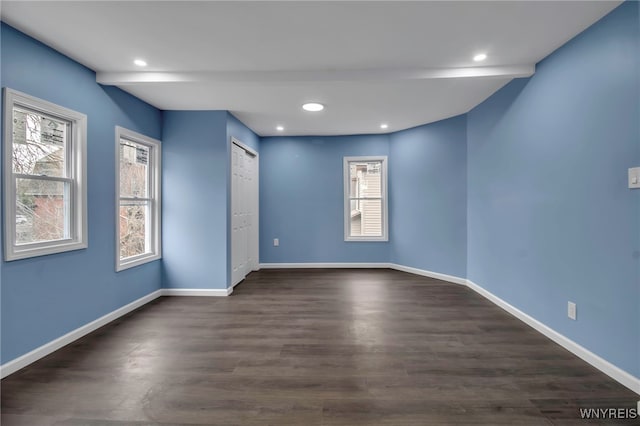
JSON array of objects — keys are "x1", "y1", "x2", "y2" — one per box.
[{"x1": 96, "y1": 65, "x2": 535, "y2": 85}]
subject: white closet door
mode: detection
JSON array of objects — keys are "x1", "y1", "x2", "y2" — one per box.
[
  {"x1": 231, "y1": 144, "x2": 243, "y2": 286},
  {"x1": 245, "y1": 154, "x2": 255, "y2": 273},
  {"x1": 231, "y1": 141, "x2": 258, "y2": 287},
  {"x1": 239, "y1": 148, "x2": 249, "y2": 279}
]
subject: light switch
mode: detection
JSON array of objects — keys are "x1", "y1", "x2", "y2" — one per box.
[
  {"x1": 629, "y1": 167, "x2": 640, "y2": 189},
  {"x1": 568, "y1": 301, "x2": 577, "y2": 320}
]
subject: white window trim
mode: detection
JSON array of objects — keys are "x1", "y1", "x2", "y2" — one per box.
[
  {"x1": 343, "y1": 155, "x2": 389, "y2": 242},
  {"x1": 3, "y1": 88, "x2": 87, "y2": 261},
  {"x1": 115, "y1": 126, "x2": 162, "y2": 271}
]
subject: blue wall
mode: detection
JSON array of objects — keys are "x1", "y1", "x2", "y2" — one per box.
[
  {"x1": 2, "y1": 0, "x2": 638, "y2": 384},
  {"x1": 1, "y1": 23, "x2": 163, "y2": 363},
  {"x1": 467, "y1": 1, "x2": 639, "y2": 377},
  {"x1": 227, "y1": 113, "x2": 260, "y2": 153},
  {"x1": 259, "y1": 134, "x2": 391, "y2": 263},
  {"x1": 390, "y1": 116, "x2": 467, "y2": 277},
  {"x1": 259, "y1": 118, "x2": 468, "y2": 271},
  {"x1": 162, "y1": 111, "x2": 228, "y2": 289}
]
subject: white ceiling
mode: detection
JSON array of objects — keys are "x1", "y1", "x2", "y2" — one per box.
[{"x1": 1, "y1": 1, "x2": 621, "y2": 136}]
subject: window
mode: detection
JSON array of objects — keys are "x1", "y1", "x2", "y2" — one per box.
[
  {"x1": 344, "y1": 156, "x2": 388, "y2": 241},
  {"x1": 115, "y1": 126, "x2": 161, "y2": 271},
  {"x1": 3, "y1": 88, "x2": 87, "y2": 261}
]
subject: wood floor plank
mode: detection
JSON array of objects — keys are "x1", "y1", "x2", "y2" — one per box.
[{"x1": 2, "y1": 269, "x2": 637, "y2": 425}]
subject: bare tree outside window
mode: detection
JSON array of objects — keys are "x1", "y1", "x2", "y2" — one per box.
[
  {"x1": 115, "y1": 126, "x2": 161, "y2": 271},
  {"x1": 12, "y1": 109, "x2": 69, "y2": 244},
  {"x1": 119, "y1": 141, "x2": 150, "y2": 259},
  {"x1": 4, "y1": 89, "x2": 87, "y2": 261}
]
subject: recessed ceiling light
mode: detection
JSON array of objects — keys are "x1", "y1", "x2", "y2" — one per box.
[
  {"x1": 302, "y1": 102, "x2": 324, "y2": 112},
  {"x1": 380, "y1": 123, "x2": 389, "y2": 130},
  {"x1": 134, "y1": 59, "x2": 147, "y2": 67},
  {"x1": 276, "y1": 125, "x2": 284, "y2": 131},
  {"x1": 473, "y1": 53, "x2": 487, "y2": 62}
]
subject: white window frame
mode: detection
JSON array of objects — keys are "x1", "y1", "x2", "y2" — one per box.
[
  {"x1": 115, "y1": 126, "x2": 162, "y2": 271},
  {"x1": 343, "y1": 156, "x2": 388, "y2": 242},
  {"x1": 3, "y1": 88, "x2": 87, "y2": 261}
]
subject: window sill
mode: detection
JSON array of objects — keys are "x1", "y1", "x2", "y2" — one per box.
[
  {"x1": 117, "y1": 253, "x2": 161, "y2": 272},
  {"x1": 5, "y1": 240, "x2": 87, "y2": 262},
  {"x1": 344, "y1": 237, "x2": 388, "y2": 242}
]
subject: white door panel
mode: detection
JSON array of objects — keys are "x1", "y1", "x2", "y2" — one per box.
[{"x1": 231, "y1": 141, "x2": 258, "y2": 287}]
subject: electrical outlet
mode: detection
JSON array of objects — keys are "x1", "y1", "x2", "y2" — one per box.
[
  {"x1": 568, "y1": 301, "x2": 577, "y2": 320},
  {"x1": 629, "y1": 167, "x2": 640, "y2": 189},
  {"x1": 273, "y1": 238, "x2": 279, "y2": 247}
]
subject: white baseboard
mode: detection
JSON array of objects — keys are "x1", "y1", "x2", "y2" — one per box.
[
  {"x1": 3, "y1": 267, "x2": 637, "y2": 396},
  {"x1": 389, "y1": 263, "x2": 467, "y2": 285},
  {"x1": 0, "y1": 286, "x2": 235, "y2": 379},
  {"x1": 161, "y1": 288, "x2": 233, "y2": 296},
  {"x1": 259, "y1": 263, "x2": 638, "y2": 394},
  {"x1": 466, "y1": 279, "x2": 640, "y2": 395},
  {"x1": 258, "y1": 262, "x2": 467, "y2": 287},
  {"x1": 259, "y1": 262, "x2": 391, "y2": 269},
  {"x1": 0, "y1": 289, "x2": 163, "y2": 379}
]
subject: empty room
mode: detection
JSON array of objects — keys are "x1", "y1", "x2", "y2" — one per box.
[{"x1": 1, "y1": 1, "x2": 638, "y2": 425}]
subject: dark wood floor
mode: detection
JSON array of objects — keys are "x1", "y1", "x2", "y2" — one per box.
[{"x1": 2, "y1": 269, "x2": 637, "y2": 425}]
